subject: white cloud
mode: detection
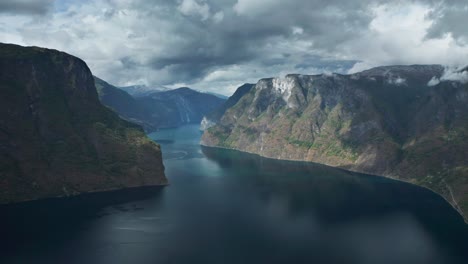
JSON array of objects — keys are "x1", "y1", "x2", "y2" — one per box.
[
  {"x1": 427, "y1": 76, "x2": 440, "y2": 86},
  {"x1": 428, "y1": 66, "x2": 468, "y2": 86},
  {"x1": 176, "y1": 0, "x2": 223, "y2": 23},
  {"x1": 440, "y1": 68, "x2": 468, "y2": 84},
  {"x1": 212, "y1": 11, "x2": 224, "y2": 23},
  {"x1": 177, "y1": 0, "x2": 211, "y2": 21},
  {"x1": 347, "y1": 3, "x2": 468, "y2": 73},
  {"x1": 292, "y1": 26, "x2": 304, "y2": 35},
  {"x1": 387, "y1": 77, "x2": 406, "y2": 86}
]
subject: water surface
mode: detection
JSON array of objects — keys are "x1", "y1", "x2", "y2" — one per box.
[{"x1": 1, "y1": 125, "x2": 467, "y2": 264}]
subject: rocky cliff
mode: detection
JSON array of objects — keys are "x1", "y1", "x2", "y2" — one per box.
[
  {"x1": 0, "y1": 43, "x2": 167, "y2": 203},
  {"x1": 202, "y1": 65, "x2": 468, "y2": 221},
  {"x1": 201, "y1": 83, "x2": 255, "y2": 131}
]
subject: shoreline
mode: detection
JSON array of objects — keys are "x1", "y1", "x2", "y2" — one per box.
[
  {"x1": 201, "y1": 142, "x2": 468, "y2": 224},
  {"x1": 0, "y1": 183, "x2": 169, "y2": 207}
]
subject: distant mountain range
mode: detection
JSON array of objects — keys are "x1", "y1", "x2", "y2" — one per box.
[
  {"x1": 95, "y1": 79, "x2": 226, "y2": 131},
  {"x1": 197, "y1": 91, "x2": 229, "y2": 100},
  {"x1": 119, "y1": 84, "x2": 229, "y2": 100},
  {"x1": 202, "y1": 64, "x2": 468, "y2": 222},
  {"x1": 119, "y1": 84, "x2": 170, "y2": 97}
]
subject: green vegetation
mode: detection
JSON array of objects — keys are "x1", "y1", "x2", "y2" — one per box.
[{"x1": 286, "y1": 137, "x2": 314, "y2": 149}]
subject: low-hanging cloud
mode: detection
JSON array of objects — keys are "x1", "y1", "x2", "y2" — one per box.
[{"x1": 428, "y1": 66, "x2": 468, "y2": 86}]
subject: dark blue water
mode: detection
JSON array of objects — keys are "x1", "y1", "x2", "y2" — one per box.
[{"x1": 1, "y1": 125, "x2": 467, "y2": 264}]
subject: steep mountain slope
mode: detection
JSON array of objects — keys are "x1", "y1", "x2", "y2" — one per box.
[
  {"x1": 200, "y1": 91, "x2": 229, "y2": 99},
  {"x1": 202, "y1": 65, "x2": 468, "y2": 221},
  {"x1": 137, "y1": 87, "x2": 226, "y2": 128},
  {"x1": 94, "y1": 77, "x2": 156, "y2": 131},
  {"x1": 0, "y1": 43, "x2": 167, "y2": 203},
  {"x1": 201, "y1": 83, "x2": 255, "y2": 130}
]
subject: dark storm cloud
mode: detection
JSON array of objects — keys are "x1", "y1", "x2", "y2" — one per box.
[
  {"x1": 0, "y1": 0, "x2": 54, "y2": 15},
  {"x1": 145, "y1": 16, "x2": 261, "y2": 83},
  {"x1": 229, "y1": 0, "x2": 377, "y2": 48},
  {"x1": 294, "y1": 55, "x2": 358, "y2": 72},
  {"x1": 122, "y1": 0, "x2": 384, "y2": 83}
]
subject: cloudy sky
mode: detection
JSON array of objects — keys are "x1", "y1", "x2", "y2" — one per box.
[{"x1": 1, "y1": 0, "x2": 467, "y2": 95}]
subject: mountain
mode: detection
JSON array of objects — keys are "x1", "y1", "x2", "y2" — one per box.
[
  {"x1": 0, "y1": 43, "x2": 167, "y2": 203},
  {"x1": 119, "y1": 84, "x2": 169, "y2": 97},
  {"x1": 137, "y1": 87, "x2": 226, "y2": 128},
  {"x1": 200, "y1": 91, "x2": 229, "y2": 100},
  {"x1": 94, "y1": 77, "x2": 157, "y2": 131},
  {"x1": 201, "y1": 65, "x2": 468, "y2": 222},
  {"x1": 201, "y1": 83, "x2": 255, "y2": 130},
  {"x1": 95, "y1": 79, "x2": 225, "y2": 131}
]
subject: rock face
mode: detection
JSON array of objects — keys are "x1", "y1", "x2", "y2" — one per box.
[
  {"x1": 201, "y1": 83, "x2": 255, "y2": 131},
  {"x1": 202, "y1": 65, "x2": 468, "y2": 221},
  {"x1": 0, "y1": 43, "x2": 167, "y2": 203}
]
